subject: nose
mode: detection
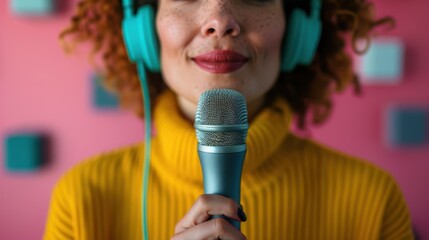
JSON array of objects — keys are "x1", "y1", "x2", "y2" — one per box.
[{"x1": 200, "y1": 5, "x2": 241, "y2": 38}]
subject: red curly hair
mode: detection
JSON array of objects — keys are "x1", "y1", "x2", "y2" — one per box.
[{"x1": 59, "y1": 0, "x2": 394, "y2": 128}]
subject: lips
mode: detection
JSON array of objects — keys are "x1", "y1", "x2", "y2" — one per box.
[{"x1": 192, "y1": 50, "x2": 249, "y2": 74}]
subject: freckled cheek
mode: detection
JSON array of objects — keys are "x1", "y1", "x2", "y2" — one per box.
[
  {"x1": 259, "y1": 23, "x2": 285, "y2": 61},
  {"x1": 157, "y1": 17, "x2": 190, "y2": 58},
  {"x1": 266, "y1": 22, "x2": 285, "y2": 48}
]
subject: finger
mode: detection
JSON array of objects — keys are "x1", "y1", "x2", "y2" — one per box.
[
  {"x1": 172, "y1": 218, "x2": 247, "y2": 240},
  {"x1": 174, "y1": 194, "x2": 244, "y2": 235}
]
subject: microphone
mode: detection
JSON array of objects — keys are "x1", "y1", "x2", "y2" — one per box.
[{"x1": 194, "y1": 89, "x2": 249, "y2": 230}]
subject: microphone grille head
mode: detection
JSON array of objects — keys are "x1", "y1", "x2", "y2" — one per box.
[{"x1": 195, "y1": 89, "x2": 248, "y2": 146}]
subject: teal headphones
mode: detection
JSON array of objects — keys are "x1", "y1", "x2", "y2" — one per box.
[
  {"x1": 121, "y1": 0, "x2": 322, "y2": 73},
  {"x1": 122, "y1": 0, "x2": 161, "y2": 72}
]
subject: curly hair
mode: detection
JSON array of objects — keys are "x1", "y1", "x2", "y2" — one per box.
[{"x1": 60, "y1": 0, "x2": 394, "y2": 128}]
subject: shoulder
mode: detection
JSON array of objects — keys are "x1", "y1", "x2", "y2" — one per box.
[
  {"x1": 283, "y1": 133, "x2": 398, "y2": 187},
  {"x1": 283, "y1": 134, "x2": 413, "y2": 238},
  {"x1": 54, "y1": 143, "x2": 144, "y2": 195},
  {"x1": 45, "y1": 144, "x2": 145, "y2": 239}
]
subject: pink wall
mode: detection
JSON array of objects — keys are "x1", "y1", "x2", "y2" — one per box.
[
  {"x1": 0, "y1": 0, "x2": 427, "y2": 239},
  {"x1": 309, "y1": 1, "x2": 429, "y2": 238}
]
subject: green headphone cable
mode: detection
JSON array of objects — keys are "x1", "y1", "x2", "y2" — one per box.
[{"x1": 137, "y1": 62, "x2": 151, "y2": 240}]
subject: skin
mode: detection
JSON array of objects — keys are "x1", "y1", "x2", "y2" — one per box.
[
  {"x1": 171, "y1": 194, "x2": 247, "y2": 240},
  {"x1": 156, "y1": 0, "x2": 286, "y2": 238},
  {"x1": 156, "y1": 0, "x2": 286, "y2": 122}
]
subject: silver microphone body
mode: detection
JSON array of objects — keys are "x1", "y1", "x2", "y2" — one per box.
[{"x1": 195, "y1": 89, "x2": 249, "y2": 230}]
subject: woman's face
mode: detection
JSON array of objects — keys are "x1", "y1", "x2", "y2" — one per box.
[{"x1": 156, "y1": 0, "x2": 285, "y2": 120}]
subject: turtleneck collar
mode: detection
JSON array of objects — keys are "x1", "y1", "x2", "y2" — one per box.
[{"x1": 153, "y1": 90, "x2": 292, "y2": 183}]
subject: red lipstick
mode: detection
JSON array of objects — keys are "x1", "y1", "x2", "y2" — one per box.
[{"x1": 192, "y1": 50, "x2": 249, "y2": 74}]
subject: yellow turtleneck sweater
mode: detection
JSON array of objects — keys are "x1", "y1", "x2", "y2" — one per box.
[{"x1": 44, "y1": 91, "x2": 413, "y2": 240}]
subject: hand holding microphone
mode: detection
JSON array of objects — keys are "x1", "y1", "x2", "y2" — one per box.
[
  {"x1": 172, "y1": 194, "x2": 247, "y2": 240},
  {"x1": 172, "y1": 89, "x2": 248, "y2": 240},
  {"x1": 195, "y1": 89, "x2": 249, "y2": 230}
]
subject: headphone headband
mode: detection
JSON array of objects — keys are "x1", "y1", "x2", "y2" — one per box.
[
  {"x1": 122, "y1": 0, "x2": 133, "y2": 17},
  {"x1": 310, "y1": 0, "x2": 322, "y2": 18}
]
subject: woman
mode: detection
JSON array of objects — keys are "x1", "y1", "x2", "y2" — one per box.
[{"x1": 44, "y1": 0, "x2": 413, "y2": 239}]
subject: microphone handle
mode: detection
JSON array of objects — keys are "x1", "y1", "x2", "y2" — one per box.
[{"x1": 198, "y1": 148, "x2": 246, "y2": 230}]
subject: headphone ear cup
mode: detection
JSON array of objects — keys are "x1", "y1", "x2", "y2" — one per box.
[
  {"x1": 281, "y1": 9, "x2": 307, "y2": 72},
  {"x1": 138, "y1": 6, "x2": 161, "y2": 72},
  {"x1": 301, "y1": 17, "x2": 322, "y2": 65},
  {"x1": 122, "y1": 11, "x2": 142, "y2": 62},
  {"x1": 122, "y1": 5, "x2": 161, "y2": 72}
]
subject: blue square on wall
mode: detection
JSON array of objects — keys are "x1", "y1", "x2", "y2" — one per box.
[
  {"x1": 11, "y1": 0, "x2": 55, "y2": 15},
  {"x1": 4, "y1": 133, "x2": 44, "y2": 172},
  {"x1": 360, "y1": 38, "x2": 404, "y2": 83},
  {"x1": 387, "y1": 107, "x2": 428, "y2": 146},
  {"x1": 91, "y1": 73, "x2": 120, "y2": 109}
]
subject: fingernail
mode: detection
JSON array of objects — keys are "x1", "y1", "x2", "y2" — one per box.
[{"x1": 237, "y1": 207, "x2": 247, "y2": 222}]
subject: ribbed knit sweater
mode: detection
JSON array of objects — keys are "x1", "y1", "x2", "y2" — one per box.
[{"x1": 44, "y1": 90, "x2": 413, "y2": 240}]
